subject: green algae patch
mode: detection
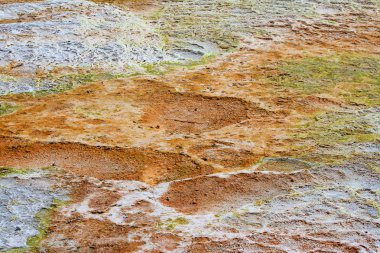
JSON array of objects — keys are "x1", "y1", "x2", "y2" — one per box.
[
  {"x1": 273, "y1": 53, "x2": 380, "y2": 106},
  {"x1": 0, "y1": 167, "x2": 57, "y2": 178},
  {"x1": 350, "y1": 189, "x2": 380, "y2": 218},
  {"x1": 0, "y1": 169, "x2": 68, "y2": 252},
  {"x1": 0, "y1": 167, "x2": 28, "y2": 177},
  {"x1": 255, "y1": 199, "x2": 268, "y2": 207},
  {"x1": 141, "y1": 53, "x2": 216, "y2": 76},
  {"x1": 4, "y1": 248, "x2": 27, "y2": 253},
  {"x1": 29, "y1": 72, "x2": 129, "y2": 97},
  {"x1": 0, "y1": 102, "x2": 18, "y2": 116},
  {"x1": 26, "y1": 208, "x2": 51, "y2": 252},
  {"x1": 157, "y1": 217, "x2": 190, "y2": 230},
  {"x1": 365, "y1": 199, "x2": 380, "y2": 217},
  {"x1": 286, "y1": 108, "x2": 380, "y2": 165},
  {"x1": 26, "y1": 198, "x2": 69, "y2": 252},
  {"x1": 298, "y1": 111, "x2": 379, "y2": 146}
]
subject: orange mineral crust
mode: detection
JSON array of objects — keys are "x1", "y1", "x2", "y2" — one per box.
[{"x1": 0, "y1": 0, "x2": 379, "y2": 252}]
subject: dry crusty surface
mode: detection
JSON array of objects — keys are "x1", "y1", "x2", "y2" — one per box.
[
  {"x1": 160, "y1": 171, "x2": 314, "y2": 214},
  {"x1": 0, "y1": 137, "x2": 213, "y2": 184},
  {"x1": 0, "y1": 0, "x2": 379, "y2": 252}
]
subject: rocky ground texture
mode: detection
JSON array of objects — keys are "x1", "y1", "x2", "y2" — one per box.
[{"x1": 0, "y1": 0, "x2": 379, "y2": 252}]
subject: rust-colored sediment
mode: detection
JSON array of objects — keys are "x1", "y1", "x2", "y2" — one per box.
[
  {"x1": 1, "y1": 0, "x2": 379, "y2": 251},
  {"x1": 88, "y1": 190, "x2": 122, "y2": 213},
  {"x1": 141, "y1": 92, "x2": 268, "y2": 134},
  {"x1": 45, "y1": 216, "x2": 143, "y2": 252},
  {"x1": 160, "y1": 171, "x2": 313, "y2": 214},
  {"x1": 187, "y1": 235, "x2": 363, "y2": 253},
  {"x1": 0, "y1": 137, "x2": 213, "y2": 184}
]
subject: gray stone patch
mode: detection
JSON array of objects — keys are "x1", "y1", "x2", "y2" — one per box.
[{"x1": 0, "y1": 170, "x2": 67, "y2": 251}]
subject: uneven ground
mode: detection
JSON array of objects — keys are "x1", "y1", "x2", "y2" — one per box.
[{"x1": 0, "y1": 0, "x2": 379, "y2": 252}]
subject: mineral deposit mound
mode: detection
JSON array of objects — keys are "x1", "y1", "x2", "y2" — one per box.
[{"x1": 0, "y1": 0, "x2": 379, "y2": 252}]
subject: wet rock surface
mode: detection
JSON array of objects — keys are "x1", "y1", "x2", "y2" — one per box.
[{"x1": 0, "y1": 0, "x2": 379, "y2": 252}]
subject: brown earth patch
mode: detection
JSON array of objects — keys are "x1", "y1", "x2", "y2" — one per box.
[
  {"x1": 187, "y1": 233, "x2": 365, "y2": 253},
  {"x1": 141, "y1": 92, "x2": 269, "y2": 134},
  {"x1": 88, "y1": 190, "x2": 122, "y2": 214},
  {"x1": 0, "y1": 137, "x2": 214, "y2": 184},
  {"x1": 42, "y1": 216, "x2": 143, "y2": 253},
  {"x1": 188, "y1": 237, "x2": 287, "y2": 253},
  {"x1": 149, "y1": 233, "x2": 182, "y2": 252},
  {"x1": 160, "y1": 171, "x2": 313, "y2": 214}
]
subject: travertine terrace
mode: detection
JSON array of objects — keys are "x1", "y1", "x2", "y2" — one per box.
[{"x1": 0, "y1": 0, "x2": 379, "y2": 252}]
